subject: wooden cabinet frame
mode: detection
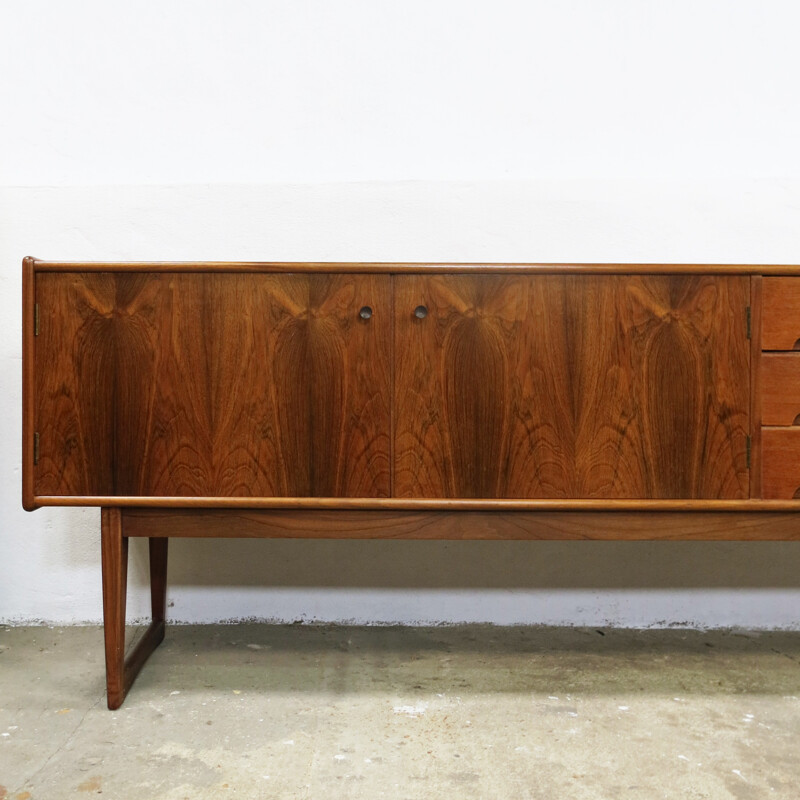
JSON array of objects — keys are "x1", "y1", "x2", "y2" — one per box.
[{"x1": 21, "y1": 258, "x2": 800, "y2": 708}]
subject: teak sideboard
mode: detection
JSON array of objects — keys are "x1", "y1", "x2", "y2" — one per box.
[{"x1": 21, "y1": 258, "x2": 800, "y2": 708}]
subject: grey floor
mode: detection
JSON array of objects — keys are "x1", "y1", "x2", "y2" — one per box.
[{"x1": 1, "y1": 625, "x2": 799, "y2": 799}]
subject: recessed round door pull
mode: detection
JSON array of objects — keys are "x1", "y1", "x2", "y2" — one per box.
[
  {"x1": 359, "y1": 306, "x2": 373, "y2": 320},
  {"x1": 414, "y1": 305, "x2": 428, "y2": 319}
]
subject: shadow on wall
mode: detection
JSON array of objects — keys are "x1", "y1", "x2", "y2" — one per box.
[
  {"x1": 125, "y1": 537, "x2": 800, "y2": 591},
  {"x1": 34, "y1": 505, "x2": 800, "y2": 599}
]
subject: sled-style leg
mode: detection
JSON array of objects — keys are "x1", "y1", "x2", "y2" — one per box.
[{"x1": 101, "y1": 508, "x2": 168, "y2": 709}]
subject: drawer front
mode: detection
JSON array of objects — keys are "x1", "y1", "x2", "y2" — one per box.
[
  {"x1": 759, "y1": 280, "x2": 800, "y2": 498},
  {"x1": 760, "y1": 353, "x2": 800, "y2": 425},
  {"x1": 762, "y1": 428, "x2": 800, "y2": 499},
  {"x1": 762, "y1": 278, "x2": 800, "y2": 350}
]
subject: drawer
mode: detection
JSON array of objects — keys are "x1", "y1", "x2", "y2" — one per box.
[
  {"x1": 762, "y1": 428, "x2": 800, "y2": 499},
  {"x1": 762, "y1": 278, "x2": 800, "y2": 350},
  {"x1": 761, "y1": 353, "x2": 800, "y2": 425}
]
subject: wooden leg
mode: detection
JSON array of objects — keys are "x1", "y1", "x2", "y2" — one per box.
[
  {"x1": 149, "y1": 537, "x2": 169, "y2": 625},
  {"x1": 101, "y1": 508, "x2": 169, "y2": 710},
  {"x1": 101, "y1": 508, "x2": 128, "y2": 709}
]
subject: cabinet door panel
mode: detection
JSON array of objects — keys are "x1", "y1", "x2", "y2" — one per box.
[
  {"x1": 35, "y1": 272, "x2": 391, "y2": 498},
  {"x1": 393, "y1": 274, "x2": 750, "y2": 499}
]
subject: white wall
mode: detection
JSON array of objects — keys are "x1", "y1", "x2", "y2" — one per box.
[{"x1": 2, "y1": 1, "x2": 800, "y2": 627}]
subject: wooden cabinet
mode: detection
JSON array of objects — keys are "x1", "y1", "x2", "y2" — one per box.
[
  {"x1": 20, "y1": 260, "x2": 800, "y2": 708},
  {"x1": 30, "y1": 269, "x2": 750, "y2": 504}
]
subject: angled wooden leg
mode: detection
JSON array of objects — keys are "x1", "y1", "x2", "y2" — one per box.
[
  {"x1": 149, "y1": 536, "x2": 169, "y2": 631},
  {"x1": 101, "y1": 508, "x2": 170, "y2": 709},
  {"x1": 101, "y1": 508, "x2": 128, "y2": 709}
]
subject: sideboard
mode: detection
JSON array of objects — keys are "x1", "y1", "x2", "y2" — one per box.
[{"x1": 21, "y1": 258, "x2": 800, "y2": 708}]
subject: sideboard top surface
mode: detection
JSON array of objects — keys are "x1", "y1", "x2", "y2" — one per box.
[{"x1": 25, "y1": 258, "x2": 800, "y2": 275}]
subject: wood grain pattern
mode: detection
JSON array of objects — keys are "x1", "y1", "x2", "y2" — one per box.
[
  {"x1": 35, "y1": 273, "x2": 391, "y2": 498},
  {"x1": 762, "y1": 427, "x2": 800, "y2": 500},
  {"x1": 394, "y1": 275, "x2": 750, "y2": 499},
  {"x1": 36, "y1": 273, "x2": 117, "y2": 496},
  {"x1": 101, "y1": 508, "x2": 168, "y2": 709},
  {"x1": 760, "y1": 354, "x2": 800, "y2": 426},
  {"x1": 762, "y1": 278, "x2": 800, "y2": 350},
  {"x1": 101, "y1": 508, "x2": 128, "y2": 709},
  {"x1": 122, "y1": 508, "x2": 800, "y2": 541}
]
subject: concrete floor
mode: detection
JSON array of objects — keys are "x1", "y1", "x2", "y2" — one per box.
[{"x1": 0, "y1": 626, "x2": 799, "y2": 799}]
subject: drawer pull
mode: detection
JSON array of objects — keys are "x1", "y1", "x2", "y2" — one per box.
[
  {"x1": 359, "y1": 306, "x2": 373, "y2": 320},
  {"x1": 793, "y1": 488, "x2": 800, "y2": 500},
  {"x1": 414, "y1": 305, "x2": 428, "y2": 320}
]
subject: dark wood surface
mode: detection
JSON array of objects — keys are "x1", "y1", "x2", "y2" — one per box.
[
  {"x1": 30, "y1": 262, "x2": 800, "y2": 508},
  {"x1": 35, "y1": 272, "x2": 392, "y2": 499},
  {"x1": 101, "y1": 508, "x2": 128, "y2": 709},
  {"x1": 760, "y1": 353, "x2": 800, "y2": 426},
  {"x1": 101, "y1": 508, "x2": 168, "y2": 709},
  {"x1": 394, "y1": 274, "x2": 750, "y2": 499},
  {"x1": 149, "y1": 538, "x2": 168, "y2": 625},
  {"x1": 762, "y1": 278, "x2": 800, "y2": 350},
  {"x1": 762, "y1": 428, "x2": 800, "y2": 500},
  {"x1": 123, "y1": 507, "x2": 800, "y2": 541}
]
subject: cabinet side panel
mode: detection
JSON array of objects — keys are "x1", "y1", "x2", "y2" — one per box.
[{"x1": 22, "y1": 257, "x2": 36, "y2": 509}]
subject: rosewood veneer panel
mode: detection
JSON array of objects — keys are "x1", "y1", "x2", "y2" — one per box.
[
  {"x1": 393, "y1": 274, "x2": 750, "y2": 500},
  {"x1": 35, "y1": 272, "x2": 392, "y2": 498}
]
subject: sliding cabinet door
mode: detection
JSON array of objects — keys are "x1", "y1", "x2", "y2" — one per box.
[
  {"x1": 34, "y1": 272, "x2": 392, "y2": 498},
  {"x1": 393, "y1": 274, "x2": 750, "y2": 499}
]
